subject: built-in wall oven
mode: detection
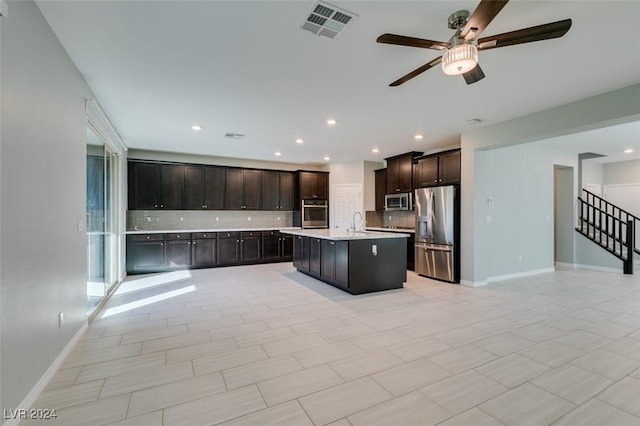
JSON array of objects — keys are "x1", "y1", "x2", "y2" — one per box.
[{"x1": 302, "y1": 199, "x2": 328, "y2": 228}]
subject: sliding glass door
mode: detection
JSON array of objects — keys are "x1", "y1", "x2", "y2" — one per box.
[{"x1": 86, "y1": 126, "x2": 117, "y2": 314}]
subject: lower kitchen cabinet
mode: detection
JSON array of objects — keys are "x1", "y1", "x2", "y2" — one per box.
[
  {"x1": 262, "y1": 231, "x2": 293, "y2": 263},
  {"x1": 126, "y1": 234, "x2": 165, "y2": 273},
  {"x1": 165, "y1": 233, "x2": 192, "y2": 268},
  {"x1": 293, "y1": 235, "x2": 310, "y2": 272},
  {"x1": 321, "y1": 239, "x2": 349, "y2": 288},
  {"x1": 127, "y1": 229, "x2": 298, "y2": 274},
  {"x1": 309, "y1": 237, "x2": 321, "y2": 276},
  {"x1": 240, "y1": 231, "x2": 261, "y2": 264},
  {"x1": 217, "y1": 232, "x2": 241, "y2": 265},
  {"x1": 192, "y1": 232, "x2": 217, "y2": 268}
]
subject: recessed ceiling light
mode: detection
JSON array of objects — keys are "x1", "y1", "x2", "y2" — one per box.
[
  {"x1": 275, "y1": 152, "x2": 282, "y2": 157},
  {"x1": 624, "y1": 148, "x2": 634, "y2": 154},
  {"x1": 295, "y1": 138, "x2": 304, "y2": 144},
  {"x1": 191, "y1": 125, "x2": 202, "y2": 131},
  {"x1": 326, "y1": 119, "x2": 337, "y2": 126},
  {"x1": 372, "y1": 148, "x2": 380, "y2": 153},
  {"x1": 414, "y1": 134, "x2": 423, "y2": 140},
  {"x1": 323, "y1": 156, "x2": 330, "y2": 161}
]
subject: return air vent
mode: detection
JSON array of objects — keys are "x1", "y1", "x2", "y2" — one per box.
[
  {"x1": 224, "y1": 132, "x2": 245, "y2": 140},
  {"x1": 300, "y1": 1, "x2": 358, "y2": 39}
]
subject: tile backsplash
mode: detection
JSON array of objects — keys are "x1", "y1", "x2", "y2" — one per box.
[
  {"x1": 365, "y1": 210, "x2": 416, "y2": 228},
  {"x1": 127, "y1": 210, "x2": 294, "y2": 231}
]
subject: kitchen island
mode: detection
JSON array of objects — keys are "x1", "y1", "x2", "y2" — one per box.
[{"x1": 281, "y1": 229, "x2": 409, "y2": 295}]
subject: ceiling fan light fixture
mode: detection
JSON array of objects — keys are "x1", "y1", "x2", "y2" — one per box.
[{"x1": 442, "y1": 44, "x2": 478, "y2": 75}]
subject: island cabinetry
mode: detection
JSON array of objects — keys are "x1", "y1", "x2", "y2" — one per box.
[
  {"x1": 385, "y1": 152, "x2": 421, "y2": 194},
  {"x1": 414, "y1": 149, "x2": 461, "y2": 187},
  {"x1": 262, "y1": 171, "x2": 295, "y2": 210},
  {"x1": 298, "y1": 171, "x2": 329, "y2": 200},
  {"x1": 128, "y1": 162, "x2": 183, "y2": 210},
  {"x1": 284, "y1": 230, "x2": 407, "y2": 295},
  {"x1": 225, "y1": 169, "x2": 261, "y2": 210},
  {"x1": 320, "y1": 240, "x2": 349, "y2": 288},
  {"x1": 192, "y1": 232, "x2": 217, "y2": 268},
  {"x1": 293, "y1": 235, "x2": 310, "y2": 271},
  {"x1": 183, "y1": 165, "x2": 225, "y2": 210},
  {"x1": 309, "y1": 237, "x2": 322, "y2": 276}
]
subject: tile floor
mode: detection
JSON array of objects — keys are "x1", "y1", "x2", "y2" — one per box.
[{"x1": 26, "y1": 264, "x2": 640, "y2": 426}]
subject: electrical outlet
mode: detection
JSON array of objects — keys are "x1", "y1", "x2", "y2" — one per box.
[
  {"x1": 180, "y1": 216, "x2": 184, "y2": 221},
  {"x1": 216, "y1": 217, "x2": 219, "y2": 221},
  {"x1": 248, "y1": 217, "x2": 252, "y2": 221},
  {"x1": 58, "y1": 311, "x2": 64, "y2": 328},
  {"x1": 372, "y1": 244, "x2": 377, "y2": 256},
  {"x1": 277, "y1": 217, "x2": 281, "y2": 221},
  {"x1": 146, "y1": 216, "x2": 151, "y2": 222}
]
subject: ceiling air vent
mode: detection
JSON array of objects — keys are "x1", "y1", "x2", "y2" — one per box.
[
  {"x1": 224, "y1": 132, "x2": 245, "y2": 140},
  {"x1": 300, "y1": 1, "x2": 358, "y2": 39}
]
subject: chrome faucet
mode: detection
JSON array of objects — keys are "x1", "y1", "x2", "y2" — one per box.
[{"x1": 352, "y1": 211, "x2": 363, "y2": 232}]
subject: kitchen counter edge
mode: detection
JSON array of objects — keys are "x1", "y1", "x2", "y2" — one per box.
[
  {"x1": 126, "y1": 227, "x2": 302, "y2": 235},
  {"x1": 281, "y1": 229, "x2": 409, "y2": 241}
]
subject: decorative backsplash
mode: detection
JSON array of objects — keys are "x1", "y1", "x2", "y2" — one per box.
[{"x1": 127, "y1": 210, "x2": 294, "y2": 231}]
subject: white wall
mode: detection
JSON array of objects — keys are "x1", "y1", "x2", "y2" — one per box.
[
  {"x1": 1, "y1": 0, "x2": 92, "y2": 412},
  {"x1": 363, "y1": 161, "x2": 382, "y2": 212},
  {"x1": 582, "y1": 160, "x2": 604, "y2": 188},
  {"x1": 604, "y1": 159, "x2": 640, "y2": 185},
  {"x1": 461, "y1": 84, "x2": 640, "y2": 284}
]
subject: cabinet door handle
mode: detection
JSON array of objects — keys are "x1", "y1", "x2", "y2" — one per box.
[
  {"x1": 160, "y1": 242, "x2": 164, "y2": 246},
  {"x1": 193, "y1": 241, "x2": 197, "y2": 245},
  {"x1": 160, "y1": 204, "x2": 164, "y2": 208},
  {"x1": 154, "y1": 204, "x2": 158, "y2": 208}
]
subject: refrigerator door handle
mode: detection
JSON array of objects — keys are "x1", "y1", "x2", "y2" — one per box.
[{"x1": 415, "y1": 243, "x2": 452, "y2": 252}]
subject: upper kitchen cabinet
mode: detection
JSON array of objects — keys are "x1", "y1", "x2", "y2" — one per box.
[
  {"x1": 298, "y1": 171, "x2": 329, "y2": 200},
  {"x1": 225, "y1": 168, "x2": 261, "y2": 210},
  {"x1": 183, "y1": 165, "x2": 226, "y2": 210},
  {"x1": 261, "y1": 170, "x2": 295, "y2": 210},
  {"x1": 374, "y1": 168, "x2": 387, "y2": 211},
  {"x1": 414, "y1": 149, "x2": 461, "y2": 187},
  {"x1": 128, "y1": 161, "x2": 183, "y2": 210},
  {"x1": 385, "y1": 152, "x2": 422, "y2": 194}
]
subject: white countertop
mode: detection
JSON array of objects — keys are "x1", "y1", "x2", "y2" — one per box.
[
  {"x1": 126, "y1": 227, "x2": 301, "y2": 235},
  {"x1": 280, "y1": 229, "x2": 410, "y2": 240},
  {"x1": 366, "y1": 227, "x2": 415, "y2": 233}
]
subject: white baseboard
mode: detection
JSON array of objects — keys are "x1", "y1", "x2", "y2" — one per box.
[
  {"x1": 554, "y1": 262, "x2": 576, "y2": 269},
  {"x1": 573, "y1": 263, "x2": 623, "y2": 274},
  {"x1": 487, "y1": 267, "x2": 555, "y2": 283},
  {"x1": 3, "y1": 322, "x2": 88, "y2": 426},
  {"x1": 460, "y1": 279, "x2": 487, "y2": 287}
]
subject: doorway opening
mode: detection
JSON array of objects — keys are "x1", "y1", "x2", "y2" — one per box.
[{"x1": 554, "y1": 165, "x2": 575, "y2": 266}]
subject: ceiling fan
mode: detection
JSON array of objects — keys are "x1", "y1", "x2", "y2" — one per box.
[{"x1": 377, "y1": 0, "x2": 572, "y2": 86}]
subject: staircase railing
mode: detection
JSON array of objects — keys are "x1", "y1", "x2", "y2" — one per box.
[{"x1": 576, "y1": 189, "x2": 637, "y2": 274}]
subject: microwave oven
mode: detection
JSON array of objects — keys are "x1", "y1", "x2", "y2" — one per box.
[{"x1": 385, "y1": 193, "x2": 412, "y2": 211}]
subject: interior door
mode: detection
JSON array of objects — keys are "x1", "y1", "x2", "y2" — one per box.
[{"x1": 332, "y1": 184, "x2": 362, "y2": 231}]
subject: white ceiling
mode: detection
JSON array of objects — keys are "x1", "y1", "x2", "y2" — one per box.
[{"x1": 35, "y1": 0, "x2": 640, "y2": 166}]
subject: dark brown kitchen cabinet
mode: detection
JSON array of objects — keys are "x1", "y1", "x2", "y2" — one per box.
[
  {"x1": 192, "y1": 232, "x2": 217, "y2": 267},
  {"x1": 385, "y1": 152, "x2": 422, "y2": 194},
  {"x1": 293, "y1": 235, "x2": 310, "y2": 271},
  {"x1": 262, "y1": 171, "x2": 295, "y2": 210},
  {"x1": 321, "y1": 239, "x2": 349, "y2": 288},
  {"x1": 309, "y1": 237, "x2": 321, "y2": 276},
  {"x1": 217, "y1": 232, "x2": 241, "y2": 265},
  {"x1": 128, "y1": 161, "x2": 183, "y2": 210},
  {"x1": 262, "y1": 231, "x2": 292, "y2": 262},
  {"x1": 183, "y1": 165, "x2": 225, "y2": 210},
  {"x1": 225, "y1": 169, "x2": 261, "y2": 210},
  {"x1": 240, "y1": 231, "x2": 261, "y2": 264},
  {"x1": 414, "y1": 149, "x2": 461, "y2": 188},
  {"x1": 299, "y1": 171, "x2": 329, "y2": 200},
  {"x1": 126, "y1": 234, "x2": 164, "y2": 273},
  {"x1": 165, "y1": 233, "x2": 192, "y2": 268},
  {"x1": 375, "y1": 168, "x2": 387, "y2": 211}
]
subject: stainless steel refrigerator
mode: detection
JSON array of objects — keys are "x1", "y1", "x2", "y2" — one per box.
[{"x1": 414, "y1": 186, "x2": 459, "y2": 283}]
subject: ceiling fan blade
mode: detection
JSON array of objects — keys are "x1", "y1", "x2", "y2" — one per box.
[
  {"x1": 389, "y1": 56, "x2": 443, "y2": 87},
  {"x1": 463, "y1": 64, "x2": 485, "y2": 85},
  {"x1": 377, "y1": 33, "x2": 449, "y2": 51},
  {"x1": 460, "y1": 0, "x2": 509, "y2": 41},
  {"x1": 477, "y1": 19, "x2": 572, "y2": 51}
]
